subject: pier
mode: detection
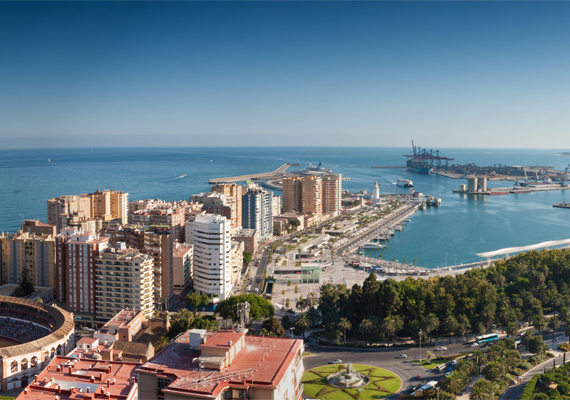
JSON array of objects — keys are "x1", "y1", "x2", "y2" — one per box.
[{"x1": 209, "y1": 163, "x2": 295, "y2": 184}]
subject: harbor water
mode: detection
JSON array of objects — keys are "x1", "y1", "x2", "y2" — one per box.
[{"x1": 1, "y1": 147, "x2": 569, "y2": 268}]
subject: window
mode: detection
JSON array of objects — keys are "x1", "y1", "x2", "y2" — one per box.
[{"x1": 11, "y1": 361, "x2": 18, "y2": 373}]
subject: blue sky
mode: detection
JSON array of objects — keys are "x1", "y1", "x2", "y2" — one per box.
[{"x1": 1, "y1": 1, "x2": 570, "y2": 149}]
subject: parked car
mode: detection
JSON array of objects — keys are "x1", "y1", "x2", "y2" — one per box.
[
  {"x1": 451, "y1": 360, "x2": 458, "y2": 366},
  {"x1": 330, "y1": 359, "x2": 343, "y2": 364},
  {"x1": 470, "y1": 342, "x2": 479, "y2": 347},
  {"x1": 436, "y1": 346, "x2": 447, "y2": 351},
  {"x1": 398, "y1": 354, "x2": 407, "y2": 358}
]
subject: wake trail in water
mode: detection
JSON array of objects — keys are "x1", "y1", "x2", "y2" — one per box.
[{"x1": 164, "y1": 174, "x2": 187, "y2": 182}]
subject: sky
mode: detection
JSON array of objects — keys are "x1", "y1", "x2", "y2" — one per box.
[{"x1": 1, "y1": 1, "x2": 570, "y2": 149}]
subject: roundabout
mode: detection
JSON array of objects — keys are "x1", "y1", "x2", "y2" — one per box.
[{"x1": 302, "y1": 363, "x2": 401, "y2": 399}]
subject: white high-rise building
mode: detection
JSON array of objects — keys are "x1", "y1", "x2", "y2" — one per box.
[{"x1": 192, "y1": 215, "x2": 233, "y2": 300}]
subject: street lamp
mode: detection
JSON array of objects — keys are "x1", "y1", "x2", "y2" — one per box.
[
  {"x1": 419, "y1": 329, "x2": 423, "y2": 364},
  {"x1": 290, "y1": 327, "x2": 295, "y2": 338}
]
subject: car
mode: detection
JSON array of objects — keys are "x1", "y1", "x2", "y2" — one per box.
[
  {"x1": 436, "y1": 346, "x2": 447, "y2": 351},
  {"x1": 330, "y1": 359, "x2": 343, "y2": 364},
  {"x1": 470, "y1": 342, "x2": 479, "y2": 347},
  {"x1": 445, "y1": 372, "x2": 452, "y2": 377},
  {"x1": 416, "y1": 374, "x2": 423, "y2": 380},
  {"x1": 451, "y1": 360, "x2": 458, "y2": 366},
  {"x1": 398, "y1": 354, "x2": 407, "y2": 358}
]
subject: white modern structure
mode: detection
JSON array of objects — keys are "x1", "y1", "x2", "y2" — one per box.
[
  {"x1": 191, "y1": 215, "x2": 233, "y2": 300},
  {"x1": 476, "y1": 239, "x2": 570, "y2": 260}
]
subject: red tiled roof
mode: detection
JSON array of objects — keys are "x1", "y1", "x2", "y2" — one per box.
[{"x1": 77, "y1": 337, "x2": 98, "y2": 345}]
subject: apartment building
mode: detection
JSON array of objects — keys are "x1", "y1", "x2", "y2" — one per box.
[
  {"x1": 0, "y1": 229, "x2": 55, "y2": 287},
  {"x1": 95, "y1": 246, "x2": 154, "y2": 322},
  {"x1": 172, "y1": 243, "x2": 193, "y2": 296},
  {"x1": 242, "y1": 186, "x2": 273, "y2": 241},
  {"x1": 191, "y1": 215, "x2": 233, "y2": 300},
  {"x1": 55, "y1": 229, "x2": 109, "y2": 314},
  {"x1": 47, "y1": 190, "x2": 128, "y2": 233},
  {"x1": 211, "y1": 183, "x2": 243, "y2": 227},
  {"x1": 321, "y1": 174, "x2": 343, "y2": 216}
]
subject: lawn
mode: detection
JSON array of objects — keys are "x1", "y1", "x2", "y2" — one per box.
[{"x1": 302, "y1": 364, "x2": 401, "y2": 399}]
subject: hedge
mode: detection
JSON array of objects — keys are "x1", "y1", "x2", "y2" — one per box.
[{"x1": 521, "y1": 375, "x2": 540, "y2": 400}]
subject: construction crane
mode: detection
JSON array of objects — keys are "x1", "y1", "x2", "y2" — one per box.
[{"x1": 405, "y1": 141, "x2": 454, "y2": 168}]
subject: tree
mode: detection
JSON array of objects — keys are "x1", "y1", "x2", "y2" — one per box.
[
  {"x1": 154, "y1": 336, "x2": 170, "y2": 352},
  {"x1": 506, "y1": 322, "x2": 519, "y2": 338},
  {"x1": 186, "y1": 293, "x2": 210, "y2": 317},
  {"x1": 306, "y1": 307, "x2": 320, "y2": 330},
  {"x1": 565, "y1": 323, "x2": 570, "y2": 343},
  {"x1": 532, "y1": 315, "x2": 546, "y2": 335},
  {"x1": 547, "y1": 316, "x2": 560, "y2": 343},
  {"x1": 216, "y1": 294, "x2": 274, "y2": 322},
  {"x1": 15, "y1": 267, "x2": 35, "y2": 297},
  {"x1": 359, "y1": 319, "x2": 375, "y2": 345},
  {"x1": 423, "y1": 313, "x2": 440, "y2": 346},
  {"x1": 470, "y1": 379, "x2": 497, "y2": 400},
  {"x1": 262, "y1": 317, "x2": 285, "y2": 337},
  {"x1": 338, "y1": 318, "x2": 352, "y2": 344},
  {"x1": 243, "y1": 251, "x2": 253, "y2": 265},
  {"x1": 295, "y1": 313, "x2": 310, "y2": 340},
  {"x1": 281, "y1": 314, "x2": 292, "y2": 330}
]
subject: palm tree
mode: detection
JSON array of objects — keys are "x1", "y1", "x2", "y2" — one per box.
[
  {"x1": 295, "y1": 313, "x2": 310, "y2": 340},
  {"x1": 565, "y1": 323, "x2": 570, "y2": 344},
  {"x1": 307, "y1": 307, "x2": 320, "y2": 331},
  {"x1": 338, "y1": 318, "x2": 352, "y2": 344},
  {"x1": 532, "y1": 316, "x2": 546, "y2": 336},
  {"x1": 547, "y1": 317, "x2": 560, "y2": 343},
  {"x1": 154, "y1": 336, "x2": 170, "y2": 352},
  {"x1": 359, "y1": 319, "x2": 375, "y2": 345},
  {"x1": 423, "y1": 313, "x2": 440, "y2": 346},
  {"x1": 506, "y1": 322, "x2": 519, "y2": 338},
  {"x1": 174, "y1": 308, "x2": 193, "y2": 330},
  {"x1": 559, "y1": 307, "x2": 570, "y2": 324}
]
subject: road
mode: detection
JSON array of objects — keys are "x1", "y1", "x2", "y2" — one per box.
[
  {"x1": 251, "y1": 246, "x2": 270, "y2": 293},
  {"x1": 303, "y1": 340, "x2": 475, "y2": 395}
]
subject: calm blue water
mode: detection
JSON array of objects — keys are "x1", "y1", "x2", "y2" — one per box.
[{"x1": 1, "y1": 147, "x2": 569, "y2": 268}]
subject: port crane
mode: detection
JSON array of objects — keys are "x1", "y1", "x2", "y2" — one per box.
[{"x1": 405, "y1": 141, "x2": 454, "y2": 168}]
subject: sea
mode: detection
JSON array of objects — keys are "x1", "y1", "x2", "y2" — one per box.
[{"x1": 1, "y1": 147, "x2": 569, "y2": 268}]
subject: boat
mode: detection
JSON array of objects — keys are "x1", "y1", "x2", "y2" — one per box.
[
  {"x1": 406, "y1": 159, "x2": 433, "y2": 174},
  {"x1": 362, "y1": 242, "x2": 386, "y2": 249},
  {"x1": 397, "y1": 178, "x2": 413, "y2": 188},
  {"x1": 426, "y1": 196, "x2": 442, "y2": 207}
]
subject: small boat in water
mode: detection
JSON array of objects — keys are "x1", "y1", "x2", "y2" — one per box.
[
  {"x1": 362, "y1": 242, "x2": 386, "y2": 249},
  {"x1": 397, "y1": 178, "x2": 413, "y2": 188}
]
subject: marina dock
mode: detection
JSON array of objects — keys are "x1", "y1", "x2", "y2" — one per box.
[{"x1": 209, "y1": 163, "x2": 295, "y2": 184}]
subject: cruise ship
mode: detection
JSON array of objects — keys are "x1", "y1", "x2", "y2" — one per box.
[{"x1": 397, "y1": 178, "x2": 413, "y2": 188}]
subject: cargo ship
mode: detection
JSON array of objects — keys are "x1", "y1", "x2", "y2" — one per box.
[
  {"x1": 406, "y1": 159, "x2": 433, "y2": 174},
  {"x1": 404, "y1": 141, "x2": 453, "y2": 174}
]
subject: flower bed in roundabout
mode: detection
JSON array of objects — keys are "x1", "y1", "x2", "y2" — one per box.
[{"x1": 302, "y1": 363, "x2": 402, "y2": 400}]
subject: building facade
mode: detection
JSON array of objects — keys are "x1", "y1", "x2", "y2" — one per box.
[
  {"x1": 211, "y1": 183, "x2": 243, "y2": 228},
  {"x1": 0, "y1": 230, "x2": 55, "y2": 288},
  {"x1": 242, "y1": 186, "x2": 273, "y2": 242},
  {"x1": 172, "y1": 244, "x2": 193, "y2": 296},
  {"x1": 55, "y1": 229, "x2": 109, "y2": 314},
  {"x1": 95, "y1": 247, "x2": 155, "y2": 322},
  {"x1": 321, "y1": 174, "x2": 342, "y2": 215},
  {"x1": 191, "y1": 215, "x2": 233, "y2": 300}
]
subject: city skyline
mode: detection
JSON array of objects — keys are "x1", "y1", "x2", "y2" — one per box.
[{"x1": 2, "y1": 1, "x2": 570, "y2": 149}]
